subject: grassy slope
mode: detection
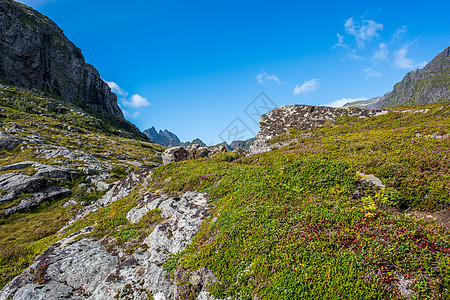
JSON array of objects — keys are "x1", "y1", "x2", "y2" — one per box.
[
  {"x1": 0, "y1": 86, "x2": 164, "y2": 288},
  {"x1": 147, "y1": 103, "x2": 449, "y2": 299},
  {"x1": 1, "y1": 91, "x2": 449, "y2": 298}
]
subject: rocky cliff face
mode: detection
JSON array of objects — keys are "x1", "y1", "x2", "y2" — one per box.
[
  {"x1": 0, "y1": 0, "x2": 141, "y2": 136},
  {"x1": 249, "y1": 104, "x2": 385, "y2": 154}
]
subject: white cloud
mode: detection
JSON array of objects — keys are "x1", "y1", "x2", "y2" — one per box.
[
  {"x1": 106, "y1": 81, "x2": 128, "y2": 97},
  {"x1": 394, "y1": 43, "x2": 427, "y2": 69},
  {"x1": 256, "y1": 71, "x2": 282, "y2": 86},
  {"x1": 293, "y1": 78, "x2": 320, "y2": 95},
  {"x1": 391, "y1": 26, "x2": 408, "y2": 41},
  {"x1": 373, "y1": 43, "x2": 388, "y2": 61},
  {"x1": 322, "y1": 97, "x2": 368, "y2": 108},
  {"x1": 344, "y1": 17, "x2": 383, "y2": 48},
  {"x1": 364, "y1": 67, "x2": 383, "y2": 78},
  {"x1": 122, "y1": 94, "x2": 150, "y2": 108}
]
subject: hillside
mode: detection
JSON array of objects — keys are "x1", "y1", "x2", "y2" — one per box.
[
  {"x1": 0, "y1": 84, "x2": 164, "y2": 292},
  {"x1": 345, "y1": 45, "x2": 450, "y2": 109},
  {"x1": 0, "y1": 100, "x2": 448, "y2": 299}
]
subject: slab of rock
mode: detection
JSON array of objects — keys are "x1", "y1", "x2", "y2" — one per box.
[
  {"x1": 249, "y1": 104, "x2": 385, "y2": 154},
  {"x1": 3, "y1": 186, "x2": 71, "y2": 216},
  {"x1": 35, "y1": 165, "x2": 78, "y2": 181},
  {"x1": 0, "y1": 131, "x2": 21, "y2": 150},
  {"x1": 0, "y1": 172, "x2": 49, "y2": 194},
  {"x1": 0, "y1": 161, "x2": 37, "y2": 172}
]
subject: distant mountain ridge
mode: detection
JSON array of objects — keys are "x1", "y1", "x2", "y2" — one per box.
[
  {"x1": 144, "y1": 126, "x2": 254, "y2": 150},
  {"x1": 143, "y1": 127, "x2": 207, "y2": 148},
  {"x1": 345, "y1": 45, "x2": 450, "y2": 109},
  {"x1": 0, "y1": 0, "x2": 143, "y2": 137}
]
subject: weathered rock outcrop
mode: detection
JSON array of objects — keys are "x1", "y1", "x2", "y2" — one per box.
[
  {"x1": 345, "y1": 45, "x2": 450, "y2": 109},
  {"x1": 249, "y1": 104, "x2": 385, "y2": 154},
  {"x1": 0, "y1": 176, "x2": 215, "y2": 300},
  {"x1": 0, "y1": 0, "x2": 143, "y2": 137},
  {"x1": 162, "y1": 144, "x2": 228, "y2": 164}
]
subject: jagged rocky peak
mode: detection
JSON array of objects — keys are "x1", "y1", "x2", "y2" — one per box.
[
  {"x1": 0, "y1": 0, "x2": 126, "y2": 123},
  {"x1": 143, "y1": 126, "x2": 206, "y2": 147},
  {"x1": 345, "y1": 45, "x2": 450, "y2": 109},
  {"x1": 249, "y1": 104, "x2": 385, "y2": 154}
]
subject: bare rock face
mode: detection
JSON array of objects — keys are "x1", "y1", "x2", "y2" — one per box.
[
  {"x1": 0, "y1": 191, "x2": 216, "y2": 300},
  {"x1": 249, "y1": 104, "x2": 384, "y2": 154}
]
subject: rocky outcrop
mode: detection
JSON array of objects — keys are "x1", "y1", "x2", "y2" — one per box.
[
  {"x1": 345, "y1": 46, "x2": 450, "y2": 109},
  {"x1": 0, "y1": 0, "x2": 143, "y2": 137},
  {"x1": 249, "y1": 104, "x2": 385, "y2": 154},
  {"x1": 162, "y1": 144, "x2": 228, "y2": 164},
  {"x1": 0, "y1": 162, "x2": 78, "y2": 216},
  {"x1": 0, "y1": 186, "x2": 215, "y2": 300}
]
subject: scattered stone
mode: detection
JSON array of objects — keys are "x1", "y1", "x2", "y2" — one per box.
[{"x1": 63, "y1": 199, "x2": 78, "y2": 208}]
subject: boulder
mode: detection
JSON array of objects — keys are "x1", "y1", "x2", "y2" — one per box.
[
  {"x1": 162, "y1": 146, "x2": 189, "y2": 164},
  {"x1": 0, "y1": 131, "x2": 21, "y2": 150}
]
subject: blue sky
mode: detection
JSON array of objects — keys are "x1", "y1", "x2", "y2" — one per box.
[{"x1": 18, "y1": 0, "x2": 450, "y2": 145}]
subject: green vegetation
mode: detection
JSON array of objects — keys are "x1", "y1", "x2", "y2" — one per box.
[
  {"x1": 146, "y1": 103, "x2": 449, "y2": 299},
  {"x1": 0, "y1": 84, "x2": 164, "y2": 289}
]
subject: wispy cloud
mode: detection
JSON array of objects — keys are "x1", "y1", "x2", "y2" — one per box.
[
  {"x1": 122, "y1": 94, "x2": 150, "y2": 108},
  {"x1": 293, "y1": 78, "x2": 320, "y2": 95},
  {"x1": 364, "y1": 67, "x2": 383, "y2": 78},
  {"x1": 333, "y1": 33, "x2": 347, "y2": 49},
  {"x1": 322, "y1": 97, "x2": 368, "y2": 108},
  {"x1": 394, "y1": 42, "x2": 427, "y2": 69},
  {"x1": 344, "y1": 17, "x2": 383, "y2": 48},
  {"x1": 372, "y1": 43, "x2": 388, "y2": 61},
  {"x1": 256, "y1": 71, "x2": 282, "y2": 86},
  {"x1": 391, "y1": 26, "x2": 408, "y2": 42}
]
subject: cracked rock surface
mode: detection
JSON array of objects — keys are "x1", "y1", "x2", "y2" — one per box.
[{"x1": 0, "y1": 192, "x2": 215, "y2": 300}]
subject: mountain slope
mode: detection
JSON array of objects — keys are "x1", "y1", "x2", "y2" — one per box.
[
  {"x1": 1, "y1": 102, "x2": 448, "y2": 299},
  {"x1": 0, "y1": 0, "x2": 143, "y2": 137}
]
